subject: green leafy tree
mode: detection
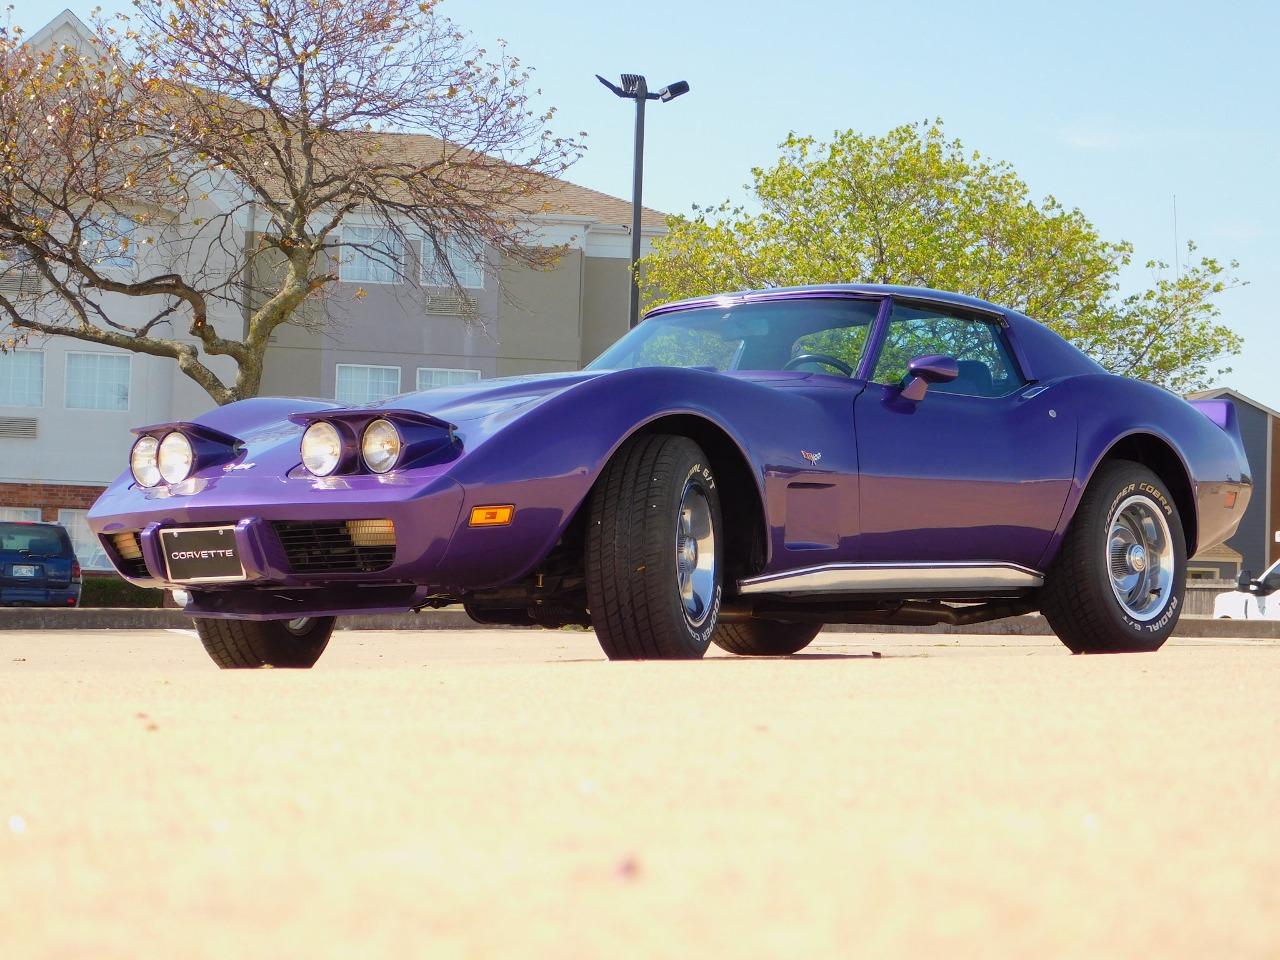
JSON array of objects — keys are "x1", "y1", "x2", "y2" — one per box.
[{"x1": 641, "y1": 121, "x2": 1243, "y2": 392}]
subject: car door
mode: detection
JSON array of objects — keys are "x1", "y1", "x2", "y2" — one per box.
[{"x1": 852, "y1": 299, "x2": 1076, "y2": 572}]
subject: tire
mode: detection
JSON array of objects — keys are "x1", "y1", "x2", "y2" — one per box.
[
  {"x1": 1041, "y1": 460, "x2": 1186, "y2": 654},
  {"x1": 712, "y1": 620, "x2": 821, "y2": 656},
  {"x1": 194, "y1": 616, "x2": 335, "y2": 668},
  {"x1": 586, "y1": 434, "x2": 723, "y2": 659}
]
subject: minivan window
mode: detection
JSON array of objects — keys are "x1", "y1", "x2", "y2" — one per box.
[{"x1": 0, "y1": 523, "x2": 69, "y2": 555}]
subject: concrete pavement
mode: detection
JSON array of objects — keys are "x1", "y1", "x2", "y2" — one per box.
[{"x1": 2, "y1": 629, "x2": 1278, "y2": 958}]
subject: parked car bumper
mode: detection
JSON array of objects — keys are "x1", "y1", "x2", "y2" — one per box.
[{"x1": 0, "y1": 584, "x2": 81, "y2": 607}]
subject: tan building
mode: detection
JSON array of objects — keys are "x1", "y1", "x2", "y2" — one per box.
[{"x1": 0, "y1": 10, "x2": 665, "y2": 570}]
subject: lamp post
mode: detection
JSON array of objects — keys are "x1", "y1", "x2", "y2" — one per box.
[{"x1": 596, "y1": 73, "x2": 690, "y2": 328}]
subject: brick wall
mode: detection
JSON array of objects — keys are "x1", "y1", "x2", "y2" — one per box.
[{"x1": 0, "y1": 481, "x2": 106, "y2": 521}]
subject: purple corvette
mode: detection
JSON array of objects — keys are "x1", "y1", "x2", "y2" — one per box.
[{"x1": 89, "y1": 285, "x2": 1251, "y2": 667}]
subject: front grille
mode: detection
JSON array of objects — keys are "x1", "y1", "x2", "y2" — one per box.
[
  {"x1": 108, "y1": 531, "x2": 150, "y2": 579},
  {"x1": 272, "y1": 520, "x2": 397, "y2": 574}
]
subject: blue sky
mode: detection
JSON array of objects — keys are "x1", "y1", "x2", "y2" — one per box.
[{"x1": 17, "y1": 1, "x2": 1279, "y2": 403}]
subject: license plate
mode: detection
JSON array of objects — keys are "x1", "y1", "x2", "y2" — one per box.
[
  {"x1": 160, "y1": 526, "x2": 245, "y2": 583},
  {"x1": 12, "y1": 564, "x2": 38, "y2": 578}
]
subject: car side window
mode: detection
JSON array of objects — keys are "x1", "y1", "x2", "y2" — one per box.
[{"x1": 871, "y1": 303, "x2": 1026, "y2": 398}]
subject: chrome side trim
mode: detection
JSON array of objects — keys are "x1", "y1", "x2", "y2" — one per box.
[{"x1": 737, "y1": 562, "x2": 1045, "y2": 595}]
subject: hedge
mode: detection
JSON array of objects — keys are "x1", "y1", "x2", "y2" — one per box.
[{"x1": 80, "y1": 574, "x2": 166, "y2": 608}]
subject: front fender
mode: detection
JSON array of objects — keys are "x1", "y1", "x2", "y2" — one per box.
[{"x1": 433, "y1": 368, "x2": 841, "y2": 590}]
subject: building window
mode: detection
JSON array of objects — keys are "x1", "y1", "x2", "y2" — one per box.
[
  {"x1": 65, "y1": 352, "x2": 130, "y2": 411},
  {"x1": 336, "y1": 364, "x2": 400, "y2": 404},
  {"x1": 421, "y1": 236, "x2": 484, "y2": 289},
  {"x1": 80, "y1": 214, "x2": 137, "y2": 270},
  {"x1": 0, "y1": 507, "x2": 41, "y2": 522},
  {"x1": 416, "y1": 367, "x2": 482, "y2": 390},
  {"x1": 340, "y1": 226, "x2": 403, "y2": 284},
  {"x1": 0, "y1": 349, "x2": 44, "y2": 407},
  {"x1": 58, "y1": 508, "x2": 111, "y2": 571}
]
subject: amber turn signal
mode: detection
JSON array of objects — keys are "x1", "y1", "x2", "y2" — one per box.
[{"x1": 469, "y1": 505, "x2": 515, "y2": 527}]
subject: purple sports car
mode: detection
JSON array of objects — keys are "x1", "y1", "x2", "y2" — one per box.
[{"x1": 88, "y1": 285, "x2": 1252, "y2": 667}]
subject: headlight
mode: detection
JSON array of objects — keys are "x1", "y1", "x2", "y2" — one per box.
[
  {"x1": 130, "y1": 435, "x2": 161, "y2": 487},
  {"x1": 301, "y1": 421, "x2": 343, "y2": 477},
  {"x1": 361, "y1": 419, "x2": 402, "y2": 474},
  {"x1": 157, "y1": 432, "x2": 194, "y2": 484}
]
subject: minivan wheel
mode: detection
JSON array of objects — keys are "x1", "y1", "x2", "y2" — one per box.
[
  {"x1": 1041, "y1": 460, "x2": 1186, "y2": 654},
  {"x1": 194, "y1": 616, "x2": 336, "y2": 668},
  {"x1": 586, "y1": 434, "x2": 723, "y2": 660}
]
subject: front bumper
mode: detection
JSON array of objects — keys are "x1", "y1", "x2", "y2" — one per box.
[{"x1": 89, "y1": 474, "x2": 467, "y2": 620}]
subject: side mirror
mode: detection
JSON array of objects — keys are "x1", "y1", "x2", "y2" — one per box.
[
  {"x1": 1237, "y1": 570, "x2": 1254, "y2": 591},
  {"x1": 901, "y1": 354, "x2": 959, "y2": 402}
]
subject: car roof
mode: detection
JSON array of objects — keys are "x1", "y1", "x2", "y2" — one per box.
[
  {"x1": 644, "y1": 284, "x2": 1016, "y2": 320},
  {"x1": 641, "y1": 283, "x2": 1105, "y2": 382}
]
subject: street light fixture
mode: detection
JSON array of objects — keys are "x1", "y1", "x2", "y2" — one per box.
[{"x1": 596, "y1": 73, "x2": 690, "y2": 328}]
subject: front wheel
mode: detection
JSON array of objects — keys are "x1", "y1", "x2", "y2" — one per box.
[
  {"x1": 194, "y1": 616, "x2": 335, "y2": 668},
  {"x1": 1041, "y1": 460, "x2": 1186, "y2": 654},
  {"x1": 586, "y1": 434, "x2": 723, "y2": 659}
]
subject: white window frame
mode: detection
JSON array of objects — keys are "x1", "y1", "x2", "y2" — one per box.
[
  {"x1": 0, "y1": 349, "x2": 45, "y2": 408},
  {"x1": 80, "y1": 213, "x2": 137, "y2": 270},
  {"x1": 57, "y1": 508, "x2": 112, "y2": 571},
  {"x1": 0, "y1": 507, "x2": 41, "y2": 522},
  {"x1": 340, "y1": 225, "x2": 404, "y2": 285},
  {"x1": 335, "y1": 363, "x2": 401, "y2": 405},
  {"x1": 420, "y1": 236, "x2": 484, "y2": 290},
  {"x1": 416, "y1": 367, "x2": 482, "y2": 391},
  {"x1": 64, "y1": 351, "x2": 131, "y2": 412}
]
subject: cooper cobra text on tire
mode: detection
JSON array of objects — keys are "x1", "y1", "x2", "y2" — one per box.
[
  {"x1": 586, "y1": 434, "x2": 723, "y2": 660},
  {"x1": 1041, "y1": 460, "x2": 1186, "y2": 654},
  {"x1": 194, "y1": 616, "x2": 336, "y2": 668}
]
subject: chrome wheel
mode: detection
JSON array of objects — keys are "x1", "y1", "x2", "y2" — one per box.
[
  {"x1": 285, "y1": 617, "x2": 313, "y2": 634},
  {"x1": 1107, "y1": 495, "x2": 1175, "y2": 621},
  {"x1": 676, "y1": 482, "x2": 717, "y2": 628}
]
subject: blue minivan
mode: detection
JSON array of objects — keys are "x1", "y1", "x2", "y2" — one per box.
[{"x1": 0, "y1": 522, "x2": 82, "y2": 607}]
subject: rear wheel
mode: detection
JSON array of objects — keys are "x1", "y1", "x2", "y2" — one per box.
[
  {"x1": 1041, "y1": 460, "x2": 1186, "y2": 654},
  {"x1": 586, "y1": 434, "x2": 723, "y2": 660},
  {"x1": 712, "y1": 620, "x2": 821, "y2": 656},
  {"x1": 194, "y1": 616, "x2": 335, "y2": 668}
]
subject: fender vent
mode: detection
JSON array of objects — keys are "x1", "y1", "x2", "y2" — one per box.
[
  {"x1": 273, "y1": 520, "x2": 397, "y2": 574},
  {"x1": 0, "y1": 417, "x2": 38, "y2": 439}
]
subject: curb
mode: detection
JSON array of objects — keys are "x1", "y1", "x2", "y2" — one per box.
[{"x1": 1, "y1": 607, "x2": 1278, "y2": 639}]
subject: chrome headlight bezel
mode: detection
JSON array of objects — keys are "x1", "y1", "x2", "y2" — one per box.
[
  {"x1": 129, "y1": 435, "x2": 162, "y2": 488},
  {"x1": 361, "y1": 418, "x2": 403, "y2": 475},
  {"x1": 157, "y1": 431, "x2": 195, "y2": 484},
  {"x1": 301, "y1": 420, "x2": 345, "y2": 477}
]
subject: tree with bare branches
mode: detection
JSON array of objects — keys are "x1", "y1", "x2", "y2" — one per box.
[{"x1": 0, "y1": 0, "x2": 582, "y2": 404}]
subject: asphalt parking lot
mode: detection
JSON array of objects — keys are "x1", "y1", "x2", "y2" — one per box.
[{"x1": 2, "y1": 628, "x2": 1278, "y2": 959}]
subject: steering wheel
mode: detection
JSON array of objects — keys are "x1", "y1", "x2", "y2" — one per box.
[{"x1": 783, "y1": 353, "x2": 855, "y2": 377}]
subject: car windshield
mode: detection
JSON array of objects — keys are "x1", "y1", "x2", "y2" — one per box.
[
  {"x1": 0, "y1": 523, "x2": 67, "y2": 555},
  {"x1": 587, "y1": 297, "x2": 881, "y2": 375},
  {"x1": 1260, "y1": 558, "x2": 1280, "y2": 588}
]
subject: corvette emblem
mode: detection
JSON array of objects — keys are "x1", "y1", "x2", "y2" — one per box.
[
  {"x1": 801, "y1": 450, "x2": 822, "y2": 465},
  {"x1": 223, "y1": 462, "x2": 256, "y2": 472}
]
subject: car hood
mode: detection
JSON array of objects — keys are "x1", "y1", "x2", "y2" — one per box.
[{"x1": 359, "y1": 367, "x2": 832, "y2": 423}]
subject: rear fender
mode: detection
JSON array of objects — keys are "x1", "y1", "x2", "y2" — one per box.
[{"x1": 1039, "y1": 376, "x2": 1253, "y2": 569}]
